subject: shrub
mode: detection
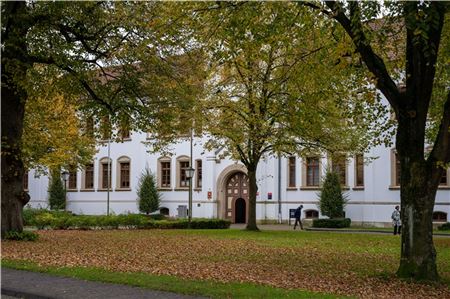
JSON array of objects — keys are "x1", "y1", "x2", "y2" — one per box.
[
  {"x1": 34, "y1": 212, "x2": 57, "y2": 229},
  {"x1": 97, "y1": 215, "x2": 120, "y2": 229},
  {"x1": 117, "y1": 214, "x2": 148, "y2": 228},
  {"x1": 312, "y1": 218, "x2": 351, "y2": 228},
  {"x1": 137, "y1": 168, "x2": 161, "y2": 215},
  {"x1": 438, "y1": 222, "x2": 450, "y2": 231},
  {"x1": 48, "y1": 169, "x2": 66, "y2": 210},
  {"x1": 148, "y1": 214, "x2": 166, "y2": 221},
  {"x1": 318, "y1": 170, "x2": 348, "y2": 219},
  {"x1": 4, "y1": 230, "x2": 39, "y2": 241}
]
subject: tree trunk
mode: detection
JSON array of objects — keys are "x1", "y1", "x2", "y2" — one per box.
[
  {"x1": 246, "y1": 165, "x2": 259, "y2": 231},
  {"x1": 1, "y1": 1, "x2": 31, "y2": 237},
  {"x1": 395, "y1": 115, "x2": 440, "y2": 281}
]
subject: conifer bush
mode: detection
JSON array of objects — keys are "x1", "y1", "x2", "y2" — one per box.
[
  {"x1": 318, "y1": 170, "x2": 348, "y2": 219},
  {"x1": 48, "y1": 169, "x2": 66, "y2": 210},
  {"x1": 137, "y1": 168, "x2": 161, "y2": 215}
]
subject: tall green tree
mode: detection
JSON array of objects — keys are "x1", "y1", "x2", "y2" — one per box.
[
  {"x1": 48, "y1": 169, "x2": 66, "y2": 210},
  {"x1": 172, "y1": 2, "x2": 391, "y2": 231},
  {"x1": 137, "y1": 168, "x2": 161, "y2": 215},
  {"x1": 1, "y1": 1, "x2": 202, "y2": 236},
  {"x1": 318, "y1": 170, "x2": 347, "y2": 219},
  {"x1": 303, "y1": 1, "x2": 450, "y2": 280}
]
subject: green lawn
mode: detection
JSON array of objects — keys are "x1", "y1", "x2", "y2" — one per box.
[{"x1": 3, "y1": 229, "x2": 450, "y2": 298}]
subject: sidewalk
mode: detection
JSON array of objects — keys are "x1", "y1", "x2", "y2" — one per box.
[
  {"x1": 1, "y1": 268, "x2": 207, "y2": 299},
  {"x1": 230, "y1": 223, "x2": 450, "y2": 237}
]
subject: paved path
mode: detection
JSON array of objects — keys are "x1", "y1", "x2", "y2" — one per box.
[
  {"x1": 230, "y1": 223, "x2": 450, "y2": 237},
  {"x1": 1, "y1": 268, "x2": 207, "y2": 299}
]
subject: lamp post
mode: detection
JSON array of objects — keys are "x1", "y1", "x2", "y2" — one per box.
[
  {"x1": 61, "y1": 170, "x2": 69, "y2": 211},
  {"x1": 185, "y1": 166, "x2": 195, "y2": 226}
]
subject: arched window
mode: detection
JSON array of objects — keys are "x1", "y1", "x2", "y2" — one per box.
[
  {"x1": 433, "y1": 211, "x2": 447, "y2": 222},
  {"x1": 176, "y1": 155, "x2": 190, "y2": 189},
  {"x1": 98, "y1": 157, "x2": 112, "y2": 190},
  {"x1": 160, "y1": 207, "x2": 169, "y2": 216},
  {"x1": 82, "y1": 162, "x2": 94, "y2": 190},
  {"x1": 304, "y1": 210, "x2": 319, "y2": 219},
  {"x1": 157, "y1": 157, "x2": 171, "y2": 189},
  {"x1": 117, "y1": 156, "x2": 131, "y2": 189}
]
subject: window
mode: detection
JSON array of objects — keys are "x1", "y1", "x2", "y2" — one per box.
[
  {"x1": 332, "y1": 154, "x2": 347, "y2": 186},
  {"x1": 84, "y1": 117, "x2": 94, "y2": 138},
  {"x1": 196, "y1": 159, "x2": 202, "y2": 188},
  {"x1": 119, "y1": 126, "x2": 130, "y2": 140},
  {"x1": 84, "y1": 163, "x2": 94, "y2": 189},
  {"x1": 305, "y1": 210, "x2": 319, "y2": 219},
  {"x1": 433, "y1": 212, "x2": 447, "y2": 222},
  {"x1": 179, "y1": 161, "x2": 190, "y2": 187},
  {"x1": 100, "y1": 116, "x2": 111, "y2": 140},
  {"x1": 355, "y1": 154, "x2": 364, "y2": 187},
  {"x1": 158, "y1": 157, "x2": 171, "y2": 188},
  {"x1": 99, "y1": 158, "x2": 112, "y2": 189},
  {"x1": 306, "y1": 157, "x2": 320, "y2": 186},
  {"x1": 115, "y1": 156, "x2": 131, "y2": 189},
  {"x1": 439, "y1": 168, "x2": 448, "y2": 186},
  {"x1": 395, "y1": 152, "x2": 401, "y2": 186},
  {"x1": 68, "y1": 168, "x2": 77, "y2": 190},
  {"x1": 160, "y1": 207, "x2": 169, "y2": 216},
  {"x1": 23, "y1": 171, "x2": 29, "y2": 190},
  {"x1": 288, "y1": 157, "x2": 296, "y2": 188}
]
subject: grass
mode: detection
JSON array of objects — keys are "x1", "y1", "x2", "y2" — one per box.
[
  {"x1": 3, "y1": 229, "x2": 450, "y2": 298},
  {"x1": 2, "y1": 259, "x2": 345, "y2": 299}
]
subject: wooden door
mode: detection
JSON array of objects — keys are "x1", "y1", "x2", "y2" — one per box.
[{"x1": 225, "y1": 172, "x2": 248, "y2": 222}]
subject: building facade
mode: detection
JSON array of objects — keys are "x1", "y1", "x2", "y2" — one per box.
[{"x1": 24, "y1": 130, "x2": 450, "y2": 227}]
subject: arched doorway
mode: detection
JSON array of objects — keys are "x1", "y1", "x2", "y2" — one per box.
[
  {"x1": 234, "y1": 198, "x2": 246, "y2": 223},
  {"x1": 225, "y1": 172, "x2": 248, "y2": 223}
]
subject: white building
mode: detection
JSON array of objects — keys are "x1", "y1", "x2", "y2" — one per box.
[{"x1": 24, "y1": 129, "x2": 450, "y2": 227}]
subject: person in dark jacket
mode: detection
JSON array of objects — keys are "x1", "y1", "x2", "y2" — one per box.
[{"x1": 293, "y1": 205, "x2": 303, "y2": 230}]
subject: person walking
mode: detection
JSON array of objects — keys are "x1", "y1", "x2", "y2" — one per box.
[
  {"x1": 391, "y1": 205, "x2": 401, "y2": 235},
  {"x1": 293, "y1": 204, "x2": 303, "y2": 230}
]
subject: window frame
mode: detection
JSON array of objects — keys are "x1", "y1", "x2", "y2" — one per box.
[
  {"x1": 81, "y1": 163, "x2": 95, "y2": 190},
  {"x1": 116, "y1": 156, "x2": 131, "y2": 190},
  {"x1": 176, "y1": 156, "x2": 190, "y2": 189},
  {"x1": 157, "y1": 157, "x2": 172, "y2": 189},
  {"x1": 288, "y1": 156, "x2": 296, "y2": 188},
  {"x1": 354, "y1": 154, "x2": 364, "y2": 188},
  {"x1": 98, "y1": 157, "x2": 112, "y2": 191},
  {"x1": 195, "y1": 159, "x2": 202, "y2": 189},
  {"x1": 331, "y1": 154, "x2": 348, "y2": 187},
  {"x1": 302, "y1": 156, "x2": 321, "y2": 188}
]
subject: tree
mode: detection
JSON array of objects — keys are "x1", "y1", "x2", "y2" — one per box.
[
  {"x1": 137, "y1": 168, "x2": 161, "y2": 215},
  {"x1": 48, "y1": 169, "x2": 66, "y2": 210},
  {"x1": 318, "y1": 170, "x2": 347, "y2": 219},
  {"x1": 22, "y1": 91, "x2": 96, "y2": 174},
  {"x1": 178, "y1": 2, "x2": 390, "y2": 231},
  {"x1": 303, "y1": 1, "x2": 450, "y2": 280},
  {"x1": 1, "y1": 2, "x2": 202, "y2": 236}
]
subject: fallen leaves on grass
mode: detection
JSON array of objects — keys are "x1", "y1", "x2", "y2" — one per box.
[{"x1": 3, "y1": 230, "x2": 450, "y2": 298}]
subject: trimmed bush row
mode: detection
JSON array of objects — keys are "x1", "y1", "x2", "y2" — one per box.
[
  {"x1": 23, "y1": 208, "x2": 230, "y2": 230},
  {"x1": 312, "y1": 218, "x2": 351, "y2": 228},
  {"x1": 438, "y1": 222, "x2": 450, "y2": 231}
]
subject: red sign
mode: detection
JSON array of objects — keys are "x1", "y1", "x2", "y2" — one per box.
[
  {"x1": 268, "y1": 192, "x2": 272, "y2": 200},
  {"x1": 207, "y1": 191, "x2": 212, "y2": 199}
]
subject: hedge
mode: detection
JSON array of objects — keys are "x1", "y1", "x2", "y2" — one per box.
[
  {"x1": 4, "y1": 230, "x2": 39, "y2": 241},
  {"x1": 312, "y1": 218, "x2": 351, "y2": 228},
  {"x1": 438, "y1": 222, "x2": 450, "y2": 231},
  {"x1": 23, "y1": 208, "x2": 230, "y2": 230}
]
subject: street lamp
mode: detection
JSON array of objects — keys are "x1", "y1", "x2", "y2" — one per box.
[
  {"x1": 61, "y1": 170, "x2": 69, "y2": 211},
  {"x1": 185, "y1": 166, "x2": 195, "y2": 226}
]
